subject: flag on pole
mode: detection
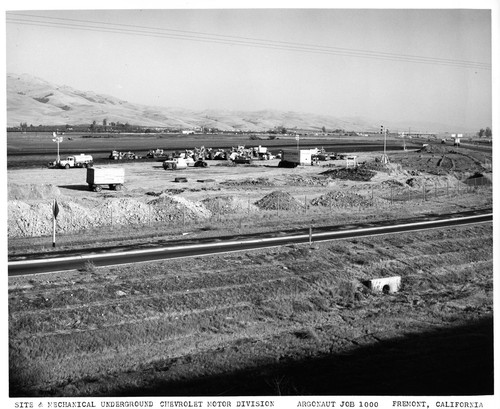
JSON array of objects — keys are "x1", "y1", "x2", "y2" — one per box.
[{"x1": 53, "y1": 199, "x2": 60, "y2": 219}]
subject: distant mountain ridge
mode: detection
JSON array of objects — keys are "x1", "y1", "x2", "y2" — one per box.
[{"x1": 7, "y1": 73, "x2": 454, "y2": 132}]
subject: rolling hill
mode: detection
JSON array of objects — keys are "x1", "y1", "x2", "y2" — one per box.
[{"x1": 7, "y1": 73, "x2": 452, "y2": 133}]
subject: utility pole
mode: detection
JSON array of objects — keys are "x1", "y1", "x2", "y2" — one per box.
[
  {"x1": 52, "y1": 132, "x2": 63, "y2": 163},
  {"x1": 381, "y1": 125, "x2": 388, "y2": 164}
]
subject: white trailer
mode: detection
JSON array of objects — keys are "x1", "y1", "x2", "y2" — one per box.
[
  {"x1": 87, "y1": 167, "x2": 125, "y2": 192},
  {"x1": 58, "y1": 154, "x2": 93, "y2": 169},
  {"x1": 278, "y1": 149, "x2": 314, "y2": 167}
]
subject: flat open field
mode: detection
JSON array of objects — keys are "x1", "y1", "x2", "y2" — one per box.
[
  {"x1": 7, "y1": 131, "x2": 425, "y2": 168},
  {"x1": 7, "y1": 137, "x2": 493, "y2": 397}
]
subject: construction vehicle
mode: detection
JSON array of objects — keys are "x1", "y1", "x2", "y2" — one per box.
[
  {"x1": 163, "y1": 156, "x2": 208, "y2": 170},
  {"x1": 146, "y1": 148, "x2": 165, "y2": 158},
  {"x1": 163, "y1": 157, "x2": 189, "y2": 170},
  {"x1": 87, "y1": 167, "x2": 125, "y2": 192},
  {"x1": 278, "y1": 149, "x2": 315, "y2": 167},
  {"x1": 109, "y1": 150, "x2": 139, "y2": 160},
  {"x1": 54, "y1": 154, "x2": 94, "y2": 169}
]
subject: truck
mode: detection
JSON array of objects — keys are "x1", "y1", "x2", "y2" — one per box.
[
  {"x1": 56, "y1": 154, "x2": 94, "y2": 169},
  {"x1": 109, "y1": 150, "x2": 139, "y2": 160},
  {"x1": 86, "y1": 167, "x2": 125, "y2": 192},
  {"x1": 163, "y1": 157, "x2": 189, "y2": 170},
  {"x1": 278, "y1": 149, "x2": 315, "y2": 167},
  {"x1": 146, "y1": 148, "x2": 165, "y2": 158}
]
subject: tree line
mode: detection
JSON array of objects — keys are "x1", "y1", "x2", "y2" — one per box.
[{"x1": 478, "y1": 127, "x2": 492, "y2": 138}]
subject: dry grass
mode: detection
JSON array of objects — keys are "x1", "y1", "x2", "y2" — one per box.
[{"x1": 8, "y1": 223, "x2": 493, "y2": 396}]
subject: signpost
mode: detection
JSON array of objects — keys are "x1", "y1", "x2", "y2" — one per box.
[{"x1": 52, "y1": 199, "x2": 59, "y2": 247}]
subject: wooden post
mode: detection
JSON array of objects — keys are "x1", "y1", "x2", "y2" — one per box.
[{"x1": 309, "y1": 225, "x2": 312, "y2": 246}]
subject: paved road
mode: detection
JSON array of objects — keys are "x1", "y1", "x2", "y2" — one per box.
[{"x1": 8, "y1": 209, "x2": 492, "y2": 276}]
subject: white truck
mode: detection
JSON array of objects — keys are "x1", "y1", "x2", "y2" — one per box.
[
  {"x1": 163, "y1": 157, "x2": 189, "y2": 170},
  {"x1": 56, "y1": 154, "x2": 94, "y2": 169},
  {"x1": 278, "y1": 149, "x2": 315, "y2": 167},
  {"x1": 86, "y1": 167, "x2": 125, "y2": 192}
]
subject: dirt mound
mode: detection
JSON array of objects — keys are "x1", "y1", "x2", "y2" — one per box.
[
  {"x1": 8, "y1": 184, "x2": 62, "y2": 200},
  {"x1": 310, "y1": 191, "x2": 374, "y2": 208},
  {"x1": 285, "y1": 175, "x2": 330, "y2": 187},
  {"x1": 8, "y1": 195, "x2": 213, "y2": 238},
  {"x1": 221, "y1": 177, "x2": 275, "y2": 188},
  {"x1": 201, "y1": 196, "x2": 255, "y2": 214},
  {"x1": 147, "y1": 195, "x2": 212, "y2": 220},
  {"x1": 255, "y1": 191, "x2": 303, "y2": 211},
  {"x1": 417, "y1": 144, "x2": 451, "y2": 154},
  {"x1": 321, "y1": 165, "x2": 376, "y2": 182}
]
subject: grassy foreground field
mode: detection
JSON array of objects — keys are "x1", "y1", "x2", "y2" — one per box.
[{"x1": 9, "y1": 223, "x2": 493, "y2": 397}]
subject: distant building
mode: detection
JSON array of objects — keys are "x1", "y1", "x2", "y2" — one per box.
[{"x1": 182, "y1": 130, "x2": 195, "y2": 135}]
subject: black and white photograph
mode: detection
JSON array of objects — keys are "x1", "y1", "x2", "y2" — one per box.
[{"x1": 3, "y1": 0, "x2": 498, "y2": 407}]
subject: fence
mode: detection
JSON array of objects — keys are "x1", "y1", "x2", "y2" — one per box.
[
  {"x1": 53, "y1": 176, "x2": 492, "y2": 240},
  {"x1": 10, "y1": 175, "x2": 491, "y2": 243}
]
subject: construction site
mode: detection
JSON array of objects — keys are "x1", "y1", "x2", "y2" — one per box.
[{"x1": 7, "y1": 138, "x2": 494, "y2": 397}]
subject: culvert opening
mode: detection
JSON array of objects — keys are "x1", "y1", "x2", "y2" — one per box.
[{"x1": 382, "y1": 285, "x2": 391, "y2": 294}]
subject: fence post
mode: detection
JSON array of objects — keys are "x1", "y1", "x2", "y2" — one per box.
[
  {"x1": 304, "y1": 195, "x2": 307, "y2": 215},
  {"x1": 390, "y1": 187, "x2": 393, "y2": 204}
]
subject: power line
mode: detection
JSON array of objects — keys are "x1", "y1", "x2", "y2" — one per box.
[{"x1": 6, "y1": 12, "x2": 491, "y2": 70}]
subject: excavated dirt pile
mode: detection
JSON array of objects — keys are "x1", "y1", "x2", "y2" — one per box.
[
  {"x1": 255, "y1": 191, "x2": 303, "y2": 211},
  {"x1": 321, "y1": 165, "x2": 376, "y2": 182},
  {"x1": 310, "y1": 191, "x2": 375, "y2": 208},
  {"x1": 201, "y1": 196, "x2": 257, "y2": 214},
  {"x1": 220, "y1": 177, "x2": 275, "y2": 188},
  {"x1": 285, "y1": 175, "x2": 330, "y2": 187},
  {"x1": 8, "y1": 195, "x2": 213, "y2": 238},
  {"x1": 8, "y1": 184, "x2": 62, "y2": 200}
]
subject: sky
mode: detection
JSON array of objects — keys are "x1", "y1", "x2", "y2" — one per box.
[{"x1": 4, "y1": 2, "x2": 495, "y2": 131}]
